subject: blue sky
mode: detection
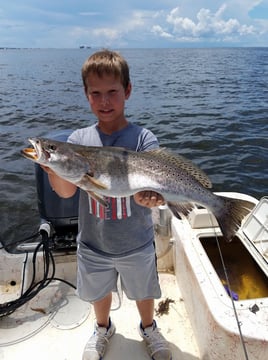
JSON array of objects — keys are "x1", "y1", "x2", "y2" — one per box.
[{"x1": 1, "y1": 0, "x2": 268, "y2": 48}]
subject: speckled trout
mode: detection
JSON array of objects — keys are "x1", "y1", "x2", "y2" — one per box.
[{"x1": 21, "y1": 138, "x2": 254, "y2": 241}]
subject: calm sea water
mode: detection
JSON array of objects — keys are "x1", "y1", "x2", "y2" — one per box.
[{"x1": 0, "y1": 48, "x2": 267, "y2": 247}]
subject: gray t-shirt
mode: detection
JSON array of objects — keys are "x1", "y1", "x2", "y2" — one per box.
[{"x1": 68, "y1": 122, "x2": 159, "y2": 257}]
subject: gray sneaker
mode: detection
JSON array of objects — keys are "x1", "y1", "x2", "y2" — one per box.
[
  {"x1": 139, "y1": 320, "x2": 172, "y2": 360},
  {"x1": 82, "y1": 319, "x2": 116, "y2": 360}
]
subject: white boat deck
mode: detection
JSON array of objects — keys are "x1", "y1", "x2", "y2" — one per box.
[
  {"x1": 1, "y1": 192, "x2": 267, "y2": 360},
  {"x1": 0, "y1": 272, "x2": 200, "y2": 360},
  {"x1": 0, "y1": 274, "x2": 199, "y2": 360}
]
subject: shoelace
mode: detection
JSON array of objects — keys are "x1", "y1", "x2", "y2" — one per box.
[
  {"x1": 143, "y1": 327, "x2": 170, "y2": 356},
  {"x1": 84, "y1": 329, "x2": 110, "y2": 355}
]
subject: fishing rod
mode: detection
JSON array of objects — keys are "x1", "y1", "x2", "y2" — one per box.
[{"x1": 209, "y1": 213, "x2": 249, "y2": 360}]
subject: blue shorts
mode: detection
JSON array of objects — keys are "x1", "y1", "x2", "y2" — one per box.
[{"x1": 76, "y1": 242, "x2": 161, "y2": 302}]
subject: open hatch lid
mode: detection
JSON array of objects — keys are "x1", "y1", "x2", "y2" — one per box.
[{"x1": 241, "y1": 196, "x2": 268, "y2": 274}]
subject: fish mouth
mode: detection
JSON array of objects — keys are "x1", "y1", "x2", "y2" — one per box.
[
  {"x1": 21, "y1": 147, "x2": 38, "y2": 160},
  {"x1": 21, "y1": 138, "x2": 50, "y2": 162}
]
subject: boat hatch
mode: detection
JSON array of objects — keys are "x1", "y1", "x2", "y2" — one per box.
[
  {"x1": 200, "y1": 235, "x2": 268, "y2": 300},
  {"x1": 241, "y1": 196, "x2": 268, "y2": 272}
]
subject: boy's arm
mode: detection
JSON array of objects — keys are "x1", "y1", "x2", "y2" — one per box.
[{"x1": 41, "y1": 165, "x2": 77, "y2": 198}]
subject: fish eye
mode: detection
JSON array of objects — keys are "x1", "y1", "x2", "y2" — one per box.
[{"x1": 48, "y1": 144, "x2": 57, "y2": 151}]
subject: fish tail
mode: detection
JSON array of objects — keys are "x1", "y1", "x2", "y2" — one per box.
[{"x1": 214, "y1": 196, "x2": 255, "y2": 242}]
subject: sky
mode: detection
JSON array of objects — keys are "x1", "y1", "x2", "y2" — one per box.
[{"x1": 0, "y1": 0, "x2": 268, "y2": 48}]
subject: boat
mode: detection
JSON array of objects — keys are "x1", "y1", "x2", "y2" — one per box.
[{"x1": 0, "y1": 132, "x2": 267, "y2": 360}]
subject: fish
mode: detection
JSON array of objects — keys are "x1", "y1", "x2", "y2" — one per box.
[{"x1": 21, "y1": 137, "x2": 255, "y2": 241}]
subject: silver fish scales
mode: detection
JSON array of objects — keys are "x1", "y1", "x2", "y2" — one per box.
[{"x1": 22, "y1": 138, "x2": 255, "y2": 241}]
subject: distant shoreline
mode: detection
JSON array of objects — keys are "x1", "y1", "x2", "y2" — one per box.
[{"x1": 0, "y1": 46, "x2": 92, "y2": 50}]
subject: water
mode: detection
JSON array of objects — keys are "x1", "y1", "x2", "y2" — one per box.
[{"x1": 0, "y1": 48, "x2": 267, "y2": 247}]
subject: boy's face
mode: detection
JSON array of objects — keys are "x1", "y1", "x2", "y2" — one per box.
[{"x1": 85, "y1": 73, "x2": 131, "y2": 128}]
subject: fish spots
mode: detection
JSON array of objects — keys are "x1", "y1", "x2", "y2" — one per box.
[{"x1": 142, "y1": 148, "x2": 212, "y2": 188}]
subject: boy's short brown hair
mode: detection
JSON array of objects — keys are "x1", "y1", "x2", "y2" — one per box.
[{"x1": 82, "y1": 49, "x2": 130, "y2": 92}]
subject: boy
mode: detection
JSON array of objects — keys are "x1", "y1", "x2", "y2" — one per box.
[{"x1": 45, "y1": 49, "x2": 172, "y2": 360}]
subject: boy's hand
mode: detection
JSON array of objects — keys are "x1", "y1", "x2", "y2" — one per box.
[
  {"x1": 134, "y1": 191, "x2": 165, "y2": 208},
  {"x1": 40, "y1": 165, "x2": 55, "y2": 175}
]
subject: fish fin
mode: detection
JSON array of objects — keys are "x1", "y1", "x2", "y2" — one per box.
[
  {"x1": 84, "y1": 173, "x2": 108, "y2": 190},
  {"x1": 146, "y1": 148, "x2": 212, "y2": 189},
  {"x1": 167, "y1": 201, "x2": 196, "y2": 218},
  {"x1": 87, "y1": 191, "x2": 108, "y2": 208},
  {"x1": 213, "y1": 196, "x2": 255, "y2": 242}
]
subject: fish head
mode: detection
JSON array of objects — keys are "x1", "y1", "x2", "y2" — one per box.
[
  {"x1": 21, "y1": 137, "x2": 61, "y2": 165},
  {"x1": 21, "y1": 137, "x2": 93, "y2": 183}
]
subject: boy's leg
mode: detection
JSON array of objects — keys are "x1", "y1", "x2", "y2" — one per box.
[
  {"x1": 136, "y1": 298, "x2": 172, "y2": 360},
  {"x1": 83, "y1": 292, "x2": 115, "y2": 360},
  {"x1": 77, "y1": 245, "x2": 118, "y2": 360},
  {"x1": 136, "y1": 298, "x2": 154, "y2": 328},
  {"x1": 93, "y1": 292, "x2": 112, "y2": 327}
]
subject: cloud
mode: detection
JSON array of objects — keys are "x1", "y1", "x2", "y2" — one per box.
[
  {"x1": 249, "y1": 0, "x2": 268, "y2": 19},
  {"x1": 153, "y1": 5, "x2": 257, "y2": 43},
  {"x1": 0, "y1": 1, "x2": 267, "y2": 47},
  {"x1": 67, "y1": 9, "x2": 158, "y2": 47},
  {"x1": 152, "y1": 25, "x2": 173, "y2": 39}
]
